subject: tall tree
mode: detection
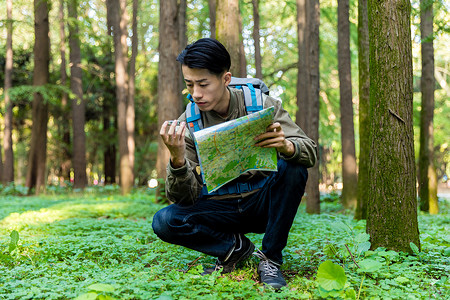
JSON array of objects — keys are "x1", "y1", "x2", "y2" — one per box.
[
  {"x1": 252, "y1": 0, "x2": 262, "y2": 79},
  {"x1": 156, "y1": 0, "x2": 183, "y2": 200},
  {"x1": 296, "y1": 0, "x2": 308, "y2": 132},
  {"x1": 105, "y1": 0, "x2": 117, "y2": 184},
  {"x1": 367, "y1": 0, "x2": 420, "y2": 252},
  {"x1": 68, "y1": 0, "x2": 88, "y2": 189},
  {"x1": 297, "y1": 0, "x2": 320, "y2": 214},
  {"x1": 26, "y1": 0, "x2": 50, "y2": 193},
  {"x1": 305, "y1": 0, "x2": 321, "y2": 214},
  {"x1": 355, "y1": 0, "x2": 370, "y2": 220},
  {"x1": 110, "y1": 0, "x2": 133, "y2": 194},
  {"x1": 216, "y1": 0, "x2": 241, "y2": 76},
  {"x1": 128, "y1": 0, "x2": 139, "y2": 187},
  {"x1": 59, "y1": 0, "x2": 72, "y2": 182},
  {"x1": 3, "y1": 0, "x2": 14, "y2": 183},
  {"x1": 338, "y1": 0, "x2": 358, "y2": 209},
  {"x1": 238, "y1": 9, "x2": 247, "y2": 78},
  {"x1": 209, "y1": 0, "x2": 216, "y2": 39},
  {"x1": 418, "y1": 0, "x2": 438, "y2": 214}
]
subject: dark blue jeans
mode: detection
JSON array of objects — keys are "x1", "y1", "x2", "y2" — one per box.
[{"x1": 152, "y1": 159, "x2": 308, "y2": 265}]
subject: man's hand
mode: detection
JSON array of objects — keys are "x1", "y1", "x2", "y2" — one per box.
[
  {"x1": 254, "y1": 122, "x2": 295, "y2": 157},
  {"x1": 160, "y1": 120, "x2": 187, "y2": 168}
]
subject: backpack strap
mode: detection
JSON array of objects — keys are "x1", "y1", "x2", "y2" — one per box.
[
  {"x1": 229, "y1": 77, "x2": 268, "y2": 114},
  {"x1": 185, "y1": 94, "x2": 204, "y2": 131}
]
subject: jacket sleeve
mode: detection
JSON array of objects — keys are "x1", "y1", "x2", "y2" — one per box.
[
  {"x1": 265, "y1": 96, "x2": 318, "y2": 168},
  {"x1": 165, "y1": 114, "x2": 204, "y2": 204}
]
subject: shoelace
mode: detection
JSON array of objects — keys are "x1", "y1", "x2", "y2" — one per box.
[{"x1": 253, "y1": 249, "x2": 280, "y2": 277}]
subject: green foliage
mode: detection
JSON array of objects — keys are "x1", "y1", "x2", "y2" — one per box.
[{"x1": 1, "y1": 192, "x2": 448, "y2": 299}]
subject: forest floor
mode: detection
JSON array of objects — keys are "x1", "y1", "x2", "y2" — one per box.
[{"x1": 0, "y1": 187, "x2": 448, "y2": 299}]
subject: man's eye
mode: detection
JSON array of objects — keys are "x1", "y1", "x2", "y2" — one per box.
[
  {"x1": 199, "y1": 84, "x2": 208, "y2": 87},
  {"x1": 186, "y1": 84, "x2": 193, "y2": 88}
]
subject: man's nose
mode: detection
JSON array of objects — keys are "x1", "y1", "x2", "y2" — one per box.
[{"x1": 192, "y1": 86, "x2": 202, "y2": 99}]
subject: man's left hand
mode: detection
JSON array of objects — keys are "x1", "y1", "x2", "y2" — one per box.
[{"x1": 254, "y1": 122, "x2": 295, "y2": 157}]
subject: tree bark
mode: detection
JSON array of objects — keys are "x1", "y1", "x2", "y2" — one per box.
[
  {"x1": 59, "y1": 0, "x2": 72, "y2": 183},
  {"x1": 305, "y1": 0, "x2": 320, "y2": 214},
  {"x1": 128, "y1": 0, "x2": 138, "y2": 187},
  {"x1": 238, "y1": 9, "x2": 247, "y2": 78},
  {"x1": 216, "y1": 0, "x2": 241, "y2": 76},
  {"x1": 367, "y1": 0, "x2": 420, "y2": 252},
  {"x1": 111, "y1": 0, "x2": 133, "y2": 194},
  {"x1": 355, "y1": 0, "x2": 370, "y2": 220},
  {"x1": 296, "y1": 0, "x2": 309, "y2": 133},
  {"x1": 68, "y1": 0, "x2": 87, "y2": 189},
  {"x1": 338, "y1": 0, "x2": 358, "y2": 209},
  {"x1": 156, "y1": 0, "x2": 182, "y2": 201},
  {"x1": 252, "y1": 0, "x2": 262, "y2": 80},
  {"x1": 209, "y1": 0, "x2": 216, "y2": 39},
  {"x1": 418, "y1": 0, "x2": 438, "y2": 214},
  {"x1": 26, "y1": 0, "x2": 50, "y2": 194},
  {"x1": 105, "y1": 0, "x2": 117, "y2": 185},
  {"x1": 3, "y1": 0, "x2": 14, "y2": 183}
]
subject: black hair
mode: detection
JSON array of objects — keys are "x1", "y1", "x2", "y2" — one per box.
[{"x1": 176, "y1": 38, "x2": 231, "y2": 75}]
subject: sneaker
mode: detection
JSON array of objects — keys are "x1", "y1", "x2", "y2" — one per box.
[
  {"x1": 254, "y1": 249, "x2": 287, "y2": 289},
  {"x1": 202, "y1": 234, "x2": 255, "y2": 275}
]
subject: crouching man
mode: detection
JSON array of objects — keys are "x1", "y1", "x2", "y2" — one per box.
[{"x1": 152, "y1": 38, "x2": 317, "y2": 289}]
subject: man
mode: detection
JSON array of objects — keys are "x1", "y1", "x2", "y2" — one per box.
[{"x1": 152, "y1": 38, "x2": 316, "y2": 289}]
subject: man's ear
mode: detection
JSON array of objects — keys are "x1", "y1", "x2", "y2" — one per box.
[{"x1": 223, "y1": 72, "x2": 232, "y2": 87}]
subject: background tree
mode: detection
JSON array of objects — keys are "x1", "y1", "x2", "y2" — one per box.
[
  {"x1": 367, "y1": 0, "x2": 420, "y2": 252},
  {"x1": 338, "y1": 0, "x2": 357, "y2": 209},
  {"x1": 209, "y1": 0, "x2": 216, "y2": 39},
  {"x1": 418, "y1": 0, "x2": 438, "y2": 214},
  {"x1": 127, "y1": 0, "x2": 139, "y2": 188},
  {"x1": 355, "y1": 0, "x2": 370, "y2": 220},
  {"x1": 252, "y1": 0, "x2": 262, "y2": 79},
  {"x1": 26, "y1": 0, "x2": 50, "y2": 194},
  {"x1": 68, "y1": 0, "x2": 88, "y2": 189},
  {"x1": 216, "y1": 0, "x2": 241, "y2": 76},
  {"x1": 156, "y1": 0, "x2": 183, "y2": 201},
  {"x1": 296, "y1": 0, "x2": 320, "y2": 214},
  {"x1": 58, "y1": 0, "x2": 71, "y2": 183},
  {"x1": 110, "y1": 0, "x2": 133, "y2": 194},
  {"x1": 3, "y1": 0, "x2": 14, "y2": 183}
]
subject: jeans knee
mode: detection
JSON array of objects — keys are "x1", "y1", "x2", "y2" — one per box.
[
  {"x1": 278, "y1": 160, "x2": 308, "y2": 185},
  {"x1": 152, "y1": 208, "x2": 172, "y2": 241}
]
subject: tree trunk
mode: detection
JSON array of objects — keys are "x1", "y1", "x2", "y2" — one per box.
[
  {"x1": 305, "y1": 0, "x2": 320, "y2": 214},
  {"x1": 3, "y1": 0, "x2": 14, "y2": 183},
  {"x1": 216, "y1": 0, "x2": 240, "y2": 76},
  {"x1": 367, "y1": 0, "x2": 420, "y2": 252},
  {"x1": 209, "y1": 0, "x2": 216, "y2": 39},
  {"x1": 127, "y1": 0, "x2": 138, "y2": 186},
  {"x1": 68, "y1": 0, "x2": 87, "y2": 189},
  {"x1": 296, "y1": 0, "x2": 309, "y2": 133},
  {"x1": 355, "y1": 0, "x2": 370, "y2": 220},
  {"x1": 238, "y1": 9, "x2": 247, "y2": 78},
  {"x1": 338, "y1": 0, "x2": 358, "y2": 209},
  {"x1": 111, "y1": 0, "x2": 133, "y2": 194},
  {"x1": 26, "y1": 0, "x2": 50, "y2": 194},
  {"x1": 59, "y1": 0, "x2": 72, "y2": 183},
  {"x1": 252, "y1": 0, "x2": 262, "y2": 80},
  {"x1": 105, "y1": 0, "x2": 117, "y2": 185},
  {"x1": 156, "y1": 0, "x2": 182, "y2": 201},
  {"x1": 418, "y1": 0, "x2": 438, "y2": 214}
]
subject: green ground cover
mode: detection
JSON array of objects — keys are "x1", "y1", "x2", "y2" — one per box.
[{"x1": 0, "y1": 188, "x2": 448, "y2": 299}]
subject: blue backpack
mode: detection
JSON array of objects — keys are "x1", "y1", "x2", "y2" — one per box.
[{"x1": 184, "y1": 77, "x2": 271, "y2": 196}]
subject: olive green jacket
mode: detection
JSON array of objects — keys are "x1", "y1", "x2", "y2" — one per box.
[{"x1": 165, "y1": 87, "x2": 317, "y2": 204}]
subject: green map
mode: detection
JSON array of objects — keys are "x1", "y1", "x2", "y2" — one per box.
[{"x1": 193, "y1": 106, "x2": 278, "y2": 193}]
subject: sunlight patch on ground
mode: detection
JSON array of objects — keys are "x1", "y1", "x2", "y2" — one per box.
[{"x1": 0, "y1": 202, "x2": 131, "y2": 231}]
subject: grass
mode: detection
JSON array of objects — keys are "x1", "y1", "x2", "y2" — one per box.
[{"x1": 0, "y1": 188, "x2": 448, "y2": 299}]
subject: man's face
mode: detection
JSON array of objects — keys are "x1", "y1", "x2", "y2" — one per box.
[{"x1": 182, "y1": 65, "x2": 231, "y2": 115}]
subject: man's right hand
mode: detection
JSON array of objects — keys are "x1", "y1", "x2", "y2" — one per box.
[{"x1": 160, "y1": 120, "x2": 187, "y2": 168}]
